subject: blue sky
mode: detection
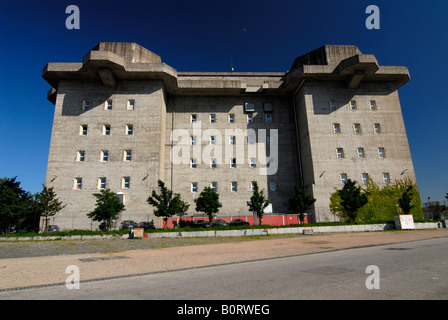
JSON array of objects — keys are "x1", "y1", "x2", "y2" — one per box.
[{"x1": 0, "y1": 0, "x2": 447, "y2": 204}]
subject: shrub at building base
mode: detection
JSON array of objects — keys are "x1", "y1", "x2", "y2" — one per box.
[{"x1": 330, "y1": 178, "x2": 423, "y2": 223}]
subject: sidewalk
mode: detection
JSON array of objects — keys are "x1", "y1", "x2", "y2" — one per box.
[{"x1": 1, "y1": 229, "x2": 447, "y2": 291}]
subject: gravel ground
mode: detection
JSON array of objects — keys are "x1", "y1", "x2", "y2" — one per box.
[{"x1": 0, "y1": 234, "x2": 301, "y2": 259}]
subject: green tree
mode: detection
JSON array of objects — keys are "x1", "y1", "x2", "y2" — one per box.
[
  {"x1": 195, "y1": 187, "x2": 222, "y2": 224},
  {"x1": 337, "y1": 179, "x2": 368, "y2": 223},
  {"x1": 147, "y1": 180, "x2": 189, "y2": 228},
  {"x1": 284, "y1": 184, "x2": 316, "y2": 224},
  {"x1": 0, "y1": 177, "x2": 30, "y2": 234},
  {"x1": 87, "y1": 189, "x2": 125, "y2": 231},
  {"x1": 398, "y1": 186, "x2": 415, "y2": 214},
  {"x1": 35, "y1": 185, "x2": 66, "y2": 233},
  {"x1": 247, "y1": 182, "x2": 270, "y2": 225}
]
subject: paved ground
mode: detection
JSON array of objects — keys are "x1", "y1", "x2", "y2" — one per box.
[{"x1": 0, "y1": 229, "x2": 447, "y2": 291}]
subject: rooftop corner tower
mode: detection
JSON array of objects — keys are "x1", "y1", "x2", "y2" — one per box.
[{"x1": 43, "y1": 42, "x2": 416, "y2": 229}]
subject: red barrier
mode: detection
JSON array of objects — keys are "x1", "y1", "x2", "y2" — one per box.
[{"x1": 163, "y1": 214, "x2": 313, "y2": 229}]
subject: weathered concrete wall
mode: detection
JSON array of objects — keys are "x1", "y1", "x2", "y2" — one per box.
[
  {"x1": 45, "y1": 80, "x2": 166, "y2": 229},
  {"x1": 295, "y1": 81, "x2": 416, "y2": 221},
  {"x1": 165, "y1": 95, "x2": 300, "y2": 217}
]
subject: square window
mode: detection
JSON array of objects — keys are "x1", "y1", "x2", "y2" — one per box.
[
  {"x1": 210, "y1": 182, "x2": 217, "y2": 192},
  {"x1": 269, "y1": 181, "x2": 277, "y2": 192},
  {"x1": 383, "y1": 173, "x2": 390, "y2": 184},
  {"x1": 191, "y1": 136, "x2": 197, "y2": 146},
  {"x1": 340, "y1": 173, "x2": 347, "y2": 184},
  {"x1": 82, "y1": 100, "x2": 90, "y2": 111},
  {"x1": 353, "y1": 123, "x2": 360, "y2": 134},
  {"x1": 336, "y1": 148, "x2": 344, "y2": 159},
  {"x1": 105, "y1": 100, "x2": 112, "y2": 110},
  {"x1": 349, "y1": 100, "x2": 357, "y2": 110},
  {"x1": 122, "y1": 177, "x2": 130, "y2": 189},
  {"x1": 231, "y1": 181, "x2": 238, "y2": 192},
  {"x1": 230, "y1": 158, "x2": 236, "y2": 168},
  {"x1": 210, "y1": 114, "x2": 216, "y2": 123},
  {"x1": 250, "y1": 181, "x2": 257, "y2": 192},
  {"x1": 244, "y1": 102, "x2": 255, "y2": 112},
  {"x1": 378, "y1": 147, "x2": 385, "y2": 159},
  {"x1": 103, "y1": 124, "x2": 111, "y2": 136},
  {"x1": 210, "y1": 158, "x2": 217, "y2": 168},
  {"x1": 124, "y1": 150, "x2": 132, "y2": 161},
  {"x1": 98, "y1": 177, "x2": 106, "y2": 189},
  {"x1": 266, "y1": 114, "x2": 272, "y2": 124},
  {"x1": 362, "y1": 173, "x2": 369, "y2": 184},
  {"x1": 210, "y1": 136, "x2": 216, "y2": 145},
  {"x1": 333, "y1": 123, "x2": 341, "y2": 134},
  {"x1": 228, "y1": 114, "x2": 235, "y2": 123},
  {"x1": 126, "y1": 124, "x2": 133, "y2": 135},
  {"x1": 247, "y1": 114, "x2": 253, "y2": 123},
  {"x1": 229, "y1": 136, "x2": 235, "y2": 145},
  {"x1": 77, "y1": 150, "x2": 85, "y2": 162},
  {"x1": 250, "y1": 158, "x2": 256, "y2": 168},
  {"x1": 370, "y1": 100, "x2": 376, "y2": 111},
  {"x1": 357, "y1": 148, "x2": 365, "y2": 158},
  {"x1": 191, "y1": 182, "x2": 198, "y2": 193},
  {"x1": 74, "y1": 178, "x2": 82, "y2": 190},
  {"x1": 330, "y1": 100, "x2": 337, "y2": 111},
  {"x1": 374, "y1": 123, "x2": 381, "y2": 134},
  {"x1": 127, "y1": 100, "x2": 135, "y2": 111},
  {"x1": 248, "y1": 136, "x2": 256, "y2": 145},
  {"x1": 190, "y1": 158, "x2": 197, "y2": 168},
  {"x1": 80, "y1": 125, "x2": 88, "y2": 136},
  {"x1": 101, "y1": 150, "x2": 109, "y2": 162},
  {"x1": 263, "y1": 102, "x2": 274, "y2": 112},
  {"x1": 190, "y1": 114, "x2": 197, "y2": 123}
]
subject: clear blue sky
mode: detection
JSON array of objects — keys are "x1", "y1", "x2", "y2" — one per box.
[{"x1": 0, "y1": 0, "x2": 447, "y2": 204}]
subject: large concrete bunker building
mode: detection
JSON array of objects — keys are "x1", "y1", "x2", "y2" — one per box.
[{"x1": 42, "y1": 42, "x2": 416, "y2": 229}]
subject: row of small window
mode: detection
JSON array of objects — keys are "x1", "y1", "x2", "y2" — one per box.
[
  {"x1": 189, "y1": 158, "x2": 274, "y2": 168},
  {"x1": 333, "y1": 123, "x2": 382, "y2": 134},
  {"x1": 77, "y1": 150, "x2": 133, "y2": 162},
  {"x1": 191, "y1": 181, "x2": 278, "y2": 193},
  {"x1": 330, "y1": 100, "x2": 377, "y2": 111},
  {"x1": 79, "y1": 124, "x2": 133, "y2": 136},
  {"x1": 189, "y1": 135, "x2": 274, "y2": 146},
  {"x1": 82, "y1": 99, "x2": 135, "y2": 111},
  {"x1": 341, "y1": 172, "x2": 391, "y2": 185},
  {"x1": 74, "y1": 177, "x2": 130, "y2": 190},
  {"x1": 190, "y1": 113, "x2": 273, "y2": 124},
  {"x1": 336, "y1": 147, "x2": 386, "y2": 159}
]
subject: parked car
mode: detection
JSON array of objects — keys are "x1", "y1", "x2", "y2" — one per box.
[
  {"x1": 121, "y1": 220, "x2": 138, "y2": 229},
  {"x1": 191, "y1": 220, "x2": 210, "y2": 228},
  {"x1": 229, "y1": 219, "x2": 250, "y2": 226},
  {"x1": 211, "y1": 219, "x2": 228, "y2": 227},
  {"x1": 48, "y1": 225, "x2": 59, "y2": 232},
  {"x1": 137, "y1": 221, "x2": 156, "y2": 229}
]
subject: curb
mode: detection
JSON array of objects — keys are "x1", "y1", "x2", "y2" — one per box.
[{"x1": 1, "y1": 222, "x2": 442, "y2": 241}]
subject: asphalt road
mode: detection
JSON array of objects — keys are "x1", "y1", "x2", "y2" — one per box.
[{"x1": 2, "y1": 236, "x2": 447, "y2": 300}]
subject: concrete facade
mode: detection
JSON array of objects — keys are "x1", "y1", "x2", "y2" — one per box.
[{"x1": 42, "y1": 43, "x2": 416, "y2": 229}]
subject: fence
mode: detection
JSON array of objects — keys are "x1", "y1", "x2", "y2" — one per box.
[{"x1": 164, "y1": 213, "x2": 313, "y2": 228}]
